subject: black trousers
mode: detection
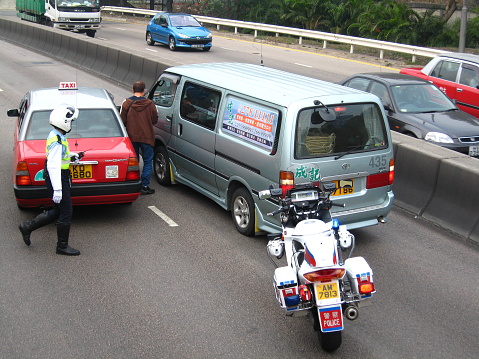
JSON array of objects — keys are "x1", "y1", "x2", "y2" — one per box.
[{"x1": 45, "y1": 169, "x2": 73, "y2": 224}]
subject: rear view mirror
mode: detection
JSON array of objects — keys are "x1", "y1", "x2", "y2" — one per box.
[{"x1": 7, "y1": 109, "x2": 19, "y2": 117}]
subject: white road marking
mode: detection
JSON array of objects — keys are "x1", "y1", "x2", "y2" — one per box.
[
  {"x1": 96, "y1": 37, "x2": 108, "y2": 41},
  {"x1": 295, "y1": 63, "x2": 313, "y2": 68},
  {"x1": 148, "y1": 206, "x2": 178, "y2": 227},
  {"x1": 145, "y1": 48, "x2": 158, "y2": 52}
]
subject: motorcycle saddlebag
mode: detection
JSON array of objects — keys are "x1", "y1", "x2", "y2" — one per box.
[
  {"x1": 274, "y1": 266, "x2": 300, "y2": 310},
  {"x1": 344, "y1": 256, "x2": 375, "y2": 301}
]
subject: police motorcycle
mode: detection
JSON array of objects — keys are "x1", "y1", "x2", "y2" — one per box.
[{"x1": 259, "y1": 182, "x2": 376, "y2": 352}]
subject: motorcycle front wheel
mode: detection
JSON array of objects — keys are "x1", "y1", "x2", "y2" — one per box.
[{"x1": 318, "y1": 330, "x2": 342, "y2": 352}]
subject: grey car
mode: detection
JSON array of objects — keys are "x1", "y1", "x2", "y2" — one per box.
[{"x1": 340, "y1": 72, "x2": 479, "y2": 156}]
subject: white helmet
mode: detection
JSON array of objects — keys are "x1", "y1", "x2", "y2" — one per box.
[
  {"x1": 267, "y1": 239, "x2": 285, "y2": 259},
  {"x1": 49, "y1": 104, "x2": 78, "y2": 133}
]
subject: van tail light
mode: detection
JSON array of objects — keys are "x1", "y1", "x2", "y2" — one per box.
[
  {"x1": 366, "y1": 158, "x2": 394, "y2": 189},
  {"x1": 126, "y1": 157, "x2": 140, "y2": 181},
  {"x1": 302, "y1": 268, "x2": 345, "y2": 283},
  {"x1": 16, "y1": 161, "x2": 32, "y2": 186},
  {"x1": 280, "y1": 171, "x2": 294, "y2": 196}
]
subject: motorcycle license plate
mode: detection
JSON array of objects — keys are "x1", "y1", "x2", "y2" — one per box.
[
  {"x1": 70, "y1": 164, "x2": 92, "y2": 179},
  {"x1": 319, "y1": 305, "x2": 344, "y2": 332},
  {"x1": 315, "y1": 282, "x2": 340, "y2": 300},
  {"x1": 331, "y1": 179, "x2": 354, "y2": 196}
]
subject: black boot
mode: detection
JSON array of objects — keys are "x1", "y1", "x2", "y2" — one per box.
[
  {"x1": 19, "y1": 210, "x2": 55, "y2": 246},
  {"x1": 56, "y1": 222, "x2": 80, "y2": 256}
]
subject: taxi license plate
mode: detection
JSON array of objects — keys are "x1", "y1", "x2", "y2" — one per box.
[
  {"x1": 331, "y1": 179, "x2": 354, "y2": 196},
  {"x1": 469, "y1": 145, "x2": 479, "y2": 157},
  {"x1": 315, "y1": 282, "x2": 340, "y2": 300},
  {"x1": 70, "y1": 164, "x2": 92, "y2": 179}
]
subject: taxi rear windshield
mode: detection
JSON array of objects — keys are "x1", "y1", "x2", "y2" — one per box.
[
  {"x1": 26, "y1": 109, "x2": 123, "y2": 140},
  {"x1": 295, "y1": 103, "x2": 388, "y2": 159}
]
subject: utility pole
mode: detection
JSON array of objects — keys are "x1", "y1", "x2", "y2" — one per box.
[{"x1": 459, "y1": 0, "x2": 468, "y2": 52}]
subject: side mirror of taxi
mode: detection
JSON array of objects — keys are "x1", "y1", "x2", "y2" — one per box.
[{"x1": 7, "y1": 109, "x2": 19, "y2": 117}]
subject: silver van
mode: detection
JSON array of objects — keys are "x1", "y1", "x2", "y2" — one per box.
[{"x1": 148, "y1": 63, "x2": 394, "y2": 235}]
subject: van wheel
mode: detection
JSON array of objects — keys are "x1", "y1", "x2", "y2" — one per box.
[
  {"x1": 154, "y1": 146, "x2": 172, "y2": 186},
  {"x1": 86, "y1": 30, "x2": 96, "y2": 38},
  {"x1": 231, "y1": 187, "x2": 255, "y2": 236}
]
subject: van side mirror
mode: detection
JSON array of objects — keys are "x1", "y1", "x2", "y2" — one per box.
[{"x1": 7, "y1": 109, "x2": 19, "y2": 117}]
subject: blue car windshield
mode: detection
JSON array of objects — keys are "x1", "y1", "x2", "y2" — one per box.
[{"x1": 170, "y1": 15, "x2": 201, "y2": 27}]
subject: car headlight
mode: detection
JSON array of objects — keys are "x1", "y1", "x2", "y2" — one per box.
[
  {"x1": 425, "y1": 132, "x2": 454, "y2": 143},
  {"x1": 58, "y1": 17, "x2": 69, "y2": 22},
  {"x1": 206, "y1": 33, "x2": 212, "y2": 38},
  {"x1": 177, "y1": 33, "x2": 189, "y2": 39}
]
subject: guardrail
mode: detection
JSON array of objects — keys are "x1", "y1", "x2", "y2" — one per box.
[{"x1": 102, "y1": 6, "x2": 446, "y2": 62}]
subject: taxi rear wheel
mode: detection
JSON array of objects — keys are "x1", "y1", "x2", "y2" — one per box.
[{"x1": 154, "y1": 146, "x2": 172, "y2": 186}]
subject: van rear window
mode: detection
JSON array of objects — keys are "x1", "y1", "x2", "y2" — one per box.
[{"x1": 295, "y1": 103, "x2": 387, "y2": 158}]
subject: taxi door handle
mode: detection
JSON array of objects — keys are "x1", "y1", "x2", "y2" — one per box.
[{"x1": 456, "y1": 88, "x2": 463, "y2": 92}]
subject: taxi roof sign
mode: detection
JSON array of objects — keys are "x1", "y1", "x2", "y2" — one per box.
[{"x1": 59, "y1": 82, "x2": 78, "y2": 90}]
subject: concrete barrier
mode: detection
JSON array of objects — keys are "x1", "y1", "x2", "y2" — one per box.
[{"x1": 1, "y1": 16, "x2": 479, "y2": 246}]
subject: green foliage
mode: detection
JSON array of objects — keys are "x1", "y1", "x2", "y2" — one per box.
[{"x1": 184, "y1": 0, "x2": 472, "y2": 49}]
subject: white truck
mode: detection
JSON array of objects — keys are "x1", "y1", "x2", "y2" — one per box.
[{"x1": 16, "y1": 0, "x2": 101, "y2": 37}]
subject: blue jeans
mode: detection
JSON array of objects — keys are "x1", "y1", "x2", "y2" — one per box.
[{"x1": 132, "y1": 142, "x2": 154, "y2": 187}]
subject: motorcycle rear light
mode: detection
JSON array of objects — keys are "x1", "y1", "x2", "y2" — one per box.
[
  {"x1": 303, "y1": 268, "x2": 345, "y2": 283},
  {"x1": 16, "y1": 161, "x2": 32, "y2": 185},
  {"x1": 126, "y1": 157, "x2": 140, "y2": 181},
  {"x1": 299, "y1": 284, "x2": 312, "y2": 301},
  {"x1": 280, "y1": 170, "x2": 294, "y2": 196},
  {"x1": 366, "y1": 158, "x2": 394, "y2": 189},
  {"x1": 358, "y1": 281, "x2": 375, "y2": 294}
]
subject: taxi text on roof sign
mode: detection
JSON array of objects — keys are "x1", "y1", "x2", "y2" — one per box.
[{"x1": 59, "y1": 82, "x2": 78, "y2": 90}]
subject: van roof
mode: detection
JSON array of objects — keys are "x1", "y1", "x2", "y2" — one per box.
[{"x1": 165, "y1": 62, "x2": 367, "y2": 105}]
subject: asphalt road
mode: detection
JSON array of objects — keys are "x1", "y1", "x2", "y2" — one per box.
[{"x1": 0, "y1": 20, "x2": 478, "y2": 359}]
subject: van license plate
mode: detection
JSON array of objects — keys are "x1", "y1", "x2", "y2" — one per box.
[
  {"x1": 331, "y1": 179, "x2": 354, "y2": 196},
  {"x1": 70, "y1": 164, "x2": 92, "y2": 179}
]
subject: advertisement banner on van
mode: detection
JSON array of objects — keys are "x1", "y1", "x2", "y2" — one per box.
[{"x1": 222, "y1": 96, "x2": 279, "y2": 151}]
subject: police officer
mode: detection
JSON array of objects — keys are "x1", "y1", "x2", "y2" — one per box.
[{"x1": 19, "y1": 104, "x2": 81, "y2": 256}]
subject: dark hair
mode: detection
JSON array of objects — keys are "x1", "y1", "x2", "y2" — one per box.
[{"x1": 133, "y1": 81, "x2": 146, "y2": 93}]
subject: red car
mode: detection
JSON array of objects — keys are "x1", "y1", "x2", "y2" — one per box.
[
  {"x1": 8, "y1": 83, "x2": 142, "y2": 208},
  {"x1": 400, "y1": 53, "x2": 479, "y2": 119}
]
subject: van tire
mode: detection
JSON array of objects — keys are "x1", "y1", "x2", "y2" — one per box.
[
  {"x1": 231, "y1": 187, "x2": 255, "y2": 236},
  {"x1": 154, "y1": 146, "x2": 172, "y2": 186}
]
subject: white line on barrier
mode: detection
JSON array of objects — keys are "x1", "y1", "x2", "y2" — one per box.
[
  {"x1": 148, "y1": 206, "x2": 178, "y2": 227},
  {"x1": 295, "y1": 63, "x2": 312, "y2": 68}
]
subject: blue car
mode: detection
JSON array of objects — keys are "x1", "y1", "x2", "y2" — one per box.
[{"x1": 146, "y1": 13, "x2": 212, "y2": 51}]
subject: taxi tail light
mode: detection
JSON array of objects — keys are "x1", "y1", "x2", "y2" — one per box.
[
  {"x1": 358, "y1": 281, "x2": 375, "y2": 295},
  {"x1": 366, "y1": 158, "x2": 394, "y2": 189},
  {"x1": 126, "y1": 157, "x2": 140, "y2": 181},
  {"x1": 280, "y1": 171, "x2": 294, "y2": 196},
  {"x1": 302, "y1": 268, "x2": 345, "y2": 283},
  {"x1": 16, "y1": 161, "x2": 32, "y2": 186}
]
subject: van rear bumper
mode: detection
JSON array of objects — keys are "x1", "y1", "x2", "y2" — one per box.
[
  {"x1": 255, "y1": 190, "x2": 394, "y2": 234},
  {"x1": 332, "y1": 191, "x2": 394, "y2": 230}
]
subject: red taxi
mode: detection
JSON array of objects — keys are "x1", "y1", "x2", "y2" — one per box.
[
  {"x1": 8, "y1": 83, "x2": 141, "y2": 208},
  {"x1": 400, "y1": 53, "x2": 479, "y2": 119}
]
